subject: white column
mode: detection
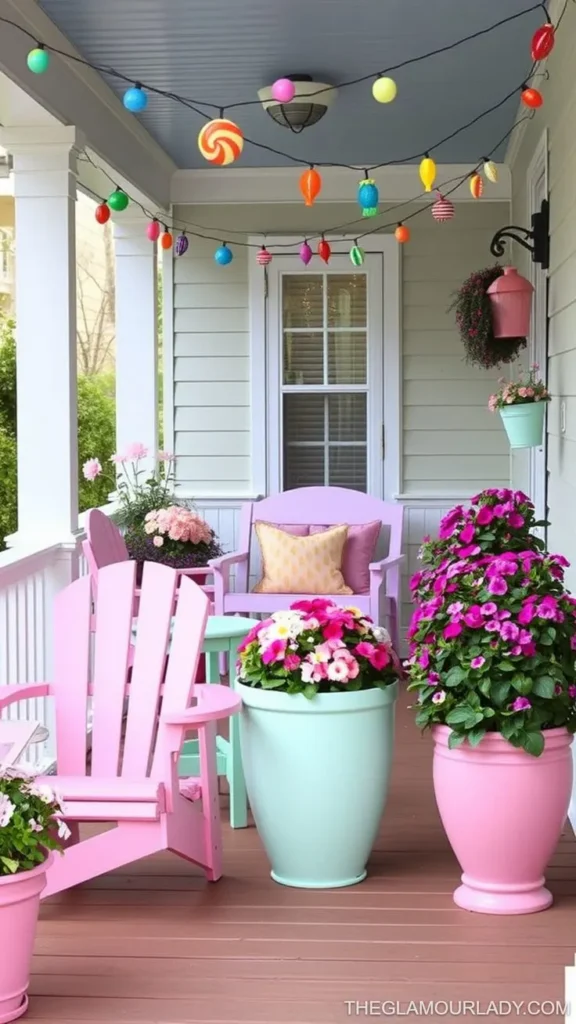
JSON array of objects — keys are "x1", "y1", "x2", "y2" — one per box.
[
  {"x1": 0, "y1": 126, "x2": 81, "y2": 547},
  {"x1": 114, "y1": 211, "x2": 159, "y2": 463}
]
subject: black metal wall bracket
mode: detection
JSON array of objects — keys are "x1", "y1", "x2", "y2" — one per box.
[{"x1": 489, "y1": 199, "x2": 549, "y2": 271}]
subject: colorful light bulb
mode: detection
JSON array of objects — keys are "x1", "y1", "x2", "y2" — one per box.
[{"x1": 419, "y1": 155, "x2": 436, "y2": 193}]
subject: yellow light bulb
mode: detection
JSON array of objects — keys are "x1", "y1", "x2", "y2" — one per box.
[
  {"x1": 372, "y1": 76, "x2": 397, "y2": 103},
  {"x1": 419, "y1": 155, "x2": 436, "y2": 193},
  {"x1": 483, "y1": 160, "x2": 498, "y2": 183}
]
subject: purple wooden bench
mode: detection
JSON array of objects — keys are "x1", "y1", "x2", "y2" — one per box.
[{"x1": 209, "y1": 487, "x2": 404, "y2": 651}]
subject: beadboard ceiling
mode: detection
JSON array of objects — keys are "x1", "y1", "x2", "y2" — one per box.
[{"x1": 36, "y1": 0, "x2": 542, "y2": 169}]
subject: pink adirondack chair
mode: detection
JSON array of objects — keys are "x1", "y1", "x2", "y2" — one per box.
[
  {"x1": 0, "y1": 561, "x2": 240, "y2": 897},
  {"x1": 209, "y1": 487, "x2": 405, "y2": 650}
]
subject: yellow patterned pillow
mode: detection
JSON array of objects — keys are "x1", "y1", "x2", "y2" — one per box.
[{"x1": 253, "y1": 522, "x2": 353, "y2": 595}]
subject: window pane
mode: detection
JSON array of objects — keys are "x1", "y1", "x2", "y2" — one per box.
[
  {"x1": 328, "y1": 394, "x2": 367, "y2": 442},
  {"x1": 282, "y1": 275, "x2": 323, "y2": 330},
  {"x1": 283, "y1": 332, "x2": 323, "y2": 385},
  {"x1": 284, "y1": 446, "x2": 325, "y2": 489},
  {"x1": 327, "y1": 331, "x2": 366, "y2": 384},
  {"x1": 329, "y1": 446, "x2": 367, "y2": 492},
  {"x1": 283, "y1": 394, "x2": 324, "y2": 443},
  {"x1": 327, "y1": 275, "x2": 366, "y2": 328}
]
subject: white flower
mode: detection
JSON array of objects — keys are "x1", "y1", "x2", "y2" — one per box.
[
  {"x1": 0, "y1": 794, "x2": 15, "y2": 827},
  {"x1": 57, "y1": 819, "x2": 72, "y2": 841},
  {"x1": 327, "y1": 660, "x2": 349, "y2": 682},
  {"x1": 372, "y1": 626, "x2": 391, "y2": 644},
  {"x1": 29, "y1": 818, "x2": 43, "y2": 833},
  {"x1": 28, "y1": 783, "x2": 55, "y2": 803}
]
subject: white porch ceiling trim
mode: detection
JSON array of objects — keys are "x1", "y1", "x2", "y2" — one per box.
[
  {"x1": 170, "y1": 164, "x2": 511, "y2": 206},
  {"x1": 0, "y1": 0, "x2": 175, "y2": 209}
]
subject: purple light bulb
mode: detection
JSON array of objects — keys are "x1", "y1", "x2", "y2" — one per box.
[{"x1": 300, "y1": 241, "x2": 312, "y2": 265}]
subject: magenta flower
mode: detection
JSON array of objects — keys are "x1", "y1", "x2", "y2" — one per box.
[
  {"x1": 488, "y1": 576, "x2": 507, "y2": 596},
  {"x1": 464, "y1": 605, "x2": 484, "y2": 629},
  {"x1": 323, "y1": 620, "x2": 344, "y2": 641},
  {"x1": 518, "y1": 604, "x2": 536, "y2": 625},
  {"x1": 418, "y1": 649, "x2": 430, "y2": 669},
  {"x1": 447, "y1": 602, "x2": 464, "y2": 616},
  {"x1": 456, "y1": 544, "x2": 481, "y2": 558},
  {"x1": 571, "y1": 636, "x2": 576, "y2": 651},
  {"x1": 476, "y1": 505, "x2": 494, "y2": 526},
  {"x1": 369, "y1": 646, "x2": 391, "y2": 671},
  {"x1": 459, "y1": 523, "x2": 476, "y2": 545},
  {"x1": 569, "y1": 685, "x2": 576, "y2": 699},
  {"x1": 427, "y1": 671, "x2": 440, "y2": 685},
  {"x1": 500, "y1": 621, "x2": 519, "y2": 642},
  {"x1": 485, "y1": 620, "x2": 501, "y2": 633},
  {"x1": 511, "y1": 696, "x2": 531, "y2": 712},
  {"x1": 508, "y1": 512, "x2": 525, "y2": 529},
  {"x1": 284, "y1": 654, "x2": 301, "y2": 671},
  {"x1": 536, "y1": 596, "x2": 559, "y2": 620},
  {"x1": 355, "y1": 641, "x2": 376, "y2": 659},
  {"x1": 443, "y1": 622, "x2": 462, "y2": 640},
  {"x1": 470, "y1": 656, "x2": 485, "y2": 669},
  {"x1": 261, "y1": 639, "x2": 287, "y2": 665},
  {"x1": 481, "y1": 602, "x2": 498, "y2": 617}
]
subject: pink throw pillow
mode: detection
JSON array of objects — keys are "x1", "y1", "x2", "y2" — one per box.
[
  {"x1": 254, "y1": 521, "x2": 309, "y2": 537},
  {"x1": 309, "y1": 521, "x2": 381, "y2": 593}
]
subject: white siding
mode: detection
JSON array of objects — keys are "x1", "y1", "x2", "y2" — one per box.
[
  {"x1": 172, "y1": 236, "x2": 250, "y2": 495},
  {"x1": 172, "y1": 201, "x2": 510, "y2": 499},
  {"x1": 510, "y1": 9, "x2": 576, "y2": 593}
]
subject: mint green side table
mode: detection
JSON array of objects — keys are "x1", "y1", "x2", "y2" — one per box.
[{"x1": 179, "y1": 615, "x2": 259, "y2": 829}]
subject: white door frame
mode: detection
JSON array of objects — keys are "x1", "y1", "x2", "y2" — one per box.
[
  {"x1": 248, "y1": 234, "x2": 401, "y2": 501},
  {"x1": 526, "y1": 130, "x2": 549, "y2": 530}
]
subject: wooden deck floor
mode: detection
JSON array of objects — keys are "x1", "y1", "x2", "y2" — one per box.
[{"x1": 32, "y1": 697, "x2": 576, "y2": 1023}]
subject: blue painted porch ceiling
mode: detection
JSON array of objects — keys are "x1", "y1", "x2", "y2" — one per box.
[{"x1": 36, "y1": 0, "x2": 542, "y2": 169}]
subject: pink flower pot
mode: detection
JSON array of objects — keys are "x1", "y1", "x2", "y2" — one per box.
[
  {"x1": 432, "y1": 726, "x2": 572, "y2": 915},
  {"x1": 0, "y1": 854, "x2": 52, "y2": 1022},
  {"x1": 487, "y1": 266, "x2": 534, "y2": 338}
]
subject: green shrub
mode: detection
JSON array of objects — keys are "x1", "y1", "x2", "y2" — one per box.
[{"x1": 0, "y1": 426, "x2": 16, "y2": 550}]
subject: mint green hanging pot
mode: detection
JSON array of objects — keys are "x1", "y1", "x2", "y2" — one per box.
[{"x1": 499, "y1": 401, "x2": 547, "y2": 448}]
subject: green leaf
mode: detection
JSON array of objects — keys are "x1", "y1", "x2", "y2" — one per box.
[
  {"x1": 522, "y1": 730, "x2": 545, "y2": 757},
  {"x1": 466, "y1": 727, "x2": 487, "y2": 748},
  {"x1": 479, "y1": 677, "x2": 492, "y2": 699},
  {"x1": 445, "y1": 706, "x2": 478, "y2": 727},
  {"x1": 491, "y1": 681, "x2": 511, "y2": 706},
  {"x1": 0, "y1": 857, "x2": 18, "y2": 874},
  {"x1": 497, "y1": 661, "x2": 515, "y2": 673},
  {"x1": 448, "y1": 731, "x2": 466, "y2": 750},
  {"x1": 415, "y1": 707, "x2": 432, "y2": 728},
  {"x1": 533, "y1": 676, "x2": 555, "y2": 699},
  {"x1": 511, "y1": 673, "x2": 532, "y2": 695},
  {"x1": 303, "y1": 684, "x2": 318, "y2": 700},
  {"x1": 444, "y1": 666, "x2": 467, "y2": 688}
]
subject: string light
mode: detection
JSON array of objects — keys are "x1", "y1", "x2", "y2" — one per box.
[
  {"x1": 271, "y1": 78, "x2": 296, "y2": 103},
  {"x1": 94, "y1": 202, "x2": 110, "y2": 225},
  {"x1": 175, "y1": 232, "x2": 189, "y2": 256},
  {"x1": 431, "y1": 195, "x2": 455, "y2": 222},
  {"x1": 395, "y1": 223, "x2": 410, "y2": 243},
  {"x1": 256, "y1": 245, "x2": 273, "y2": 266},
  {"x1": 300, "y1": 241, "x2": 313, "y2": 265},
  {"x1": 521, "y1": 85, "x2": 543, "y2": 108},
  {"x1": 146, "y1": 218, "x2": 161, "y2": 242},
  {"x1": 26, "y1": 46, "x2": 49, "y2": 74},
  {"x1": 419, "y1": 155, "x2": 436, "y2": 193},
  {"x1": 198, "y1": 118, "x2": 244, "y2": 165},
  {"x1": 483, "y1": 159, "x2": 498, "y2": 183},
  {"x1": 300, "y1": 167, "x2": 322, "y2": 206},
  {"x1": 372, "y1": 77, "x2": 397, "y2": 103},
  {"x1": 83, "y1": 104, "x2": 534, "y2": 262},
  {"x1": 470, "y1": 173, "x2": 483, "y2": 198},
  {"x1": 358, "y1": 177, "x2": 379, "y2": 217},
  {"x1": 318, "y1": 237, "x2": 331, "y2": 264},
  {"x1": 0, "y1": 3, "x2": 557, "y2": 175},
  {"x1": 123, "y1": 84, "x2": 148, "y2": 112},
  {"x1": 160, "y1": 229, "x2": 173, "y2": 250},
  {"x1": 214, "y1": 243, "x2": 233, "y2": 265},
  {"x1": 350, "y1": 243, "x2": 365, "y2": 266},
  {"x1": 107, "y1": 188, "x2": 129, "y2": 212}
]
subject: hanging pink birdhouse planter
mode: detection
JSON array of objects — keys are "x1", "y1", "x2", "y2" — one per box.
[{"x1": 487, "y1": 266, "x2": 534, "y2": 339}]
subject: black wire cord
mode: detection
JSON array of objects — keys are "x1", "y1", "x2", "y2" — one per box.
[{"x1": 0, "y1": 1, "x2": 551, "y2": 171}]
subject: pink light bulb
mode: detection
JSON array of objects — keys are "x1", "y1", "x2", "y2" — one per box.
[
  {"x1": 300, "y1": 241, "x2": 313, "y2": 265},
  {"x1": 271, "y1": 78, "x2": 296, "y2": 103}
]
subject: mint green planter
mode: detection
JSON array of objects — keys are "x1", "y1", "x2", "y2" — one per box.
[
  {"x1": 237, "y1": 680, "x2": 398, "y2": 888},
  {"x1": 499, "y1": 401, "x2": 547, "y2": 448}
]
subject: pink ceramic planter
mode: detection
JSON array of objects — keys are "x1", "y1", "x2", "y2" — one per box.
[
  {"x1": 432, "y1": 726, "x2": 572, "y2": 915},
  {"x1": 0, "y1": 854, "x2": 52, "y2": 1022}
]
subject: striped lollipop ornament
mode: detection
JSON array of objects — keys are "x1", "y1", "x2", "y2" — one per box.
[
  {"x1": 431, "y1": 194, "x2": 455, "y2": 223},
  {"x1": 349, "y1": 243, "x2": 365, "y2": 266},
  {"x1": 198, "y1": 118, "x2": 244, "y2": 165}
]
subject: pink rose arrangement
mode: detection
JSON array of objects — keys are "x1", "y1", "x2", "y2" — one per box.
[
  {"x1": 145, "y1": 506, "x2": 213, "y2": 548},
  {"x1": 406, "y1": 550, "x2": 576, "y2": 756},
  {"x1": 237, "y1": 599, "x2": 403, "y2": 699},
  {"x1": 413, "y1": 488, "x2": 547, "y2": 604},
  {"x1": 488, "y1": 365, "x2": 550, "y2": 412}
]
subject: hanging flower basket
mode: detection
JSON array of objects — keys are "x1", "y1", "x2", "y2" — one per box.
[
  {"x1": 489, "y1": 367, "x2": 550, "y2": 448},
  {"x1": 449, "y1": 265, "x2": 528, "y2": 369}
]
